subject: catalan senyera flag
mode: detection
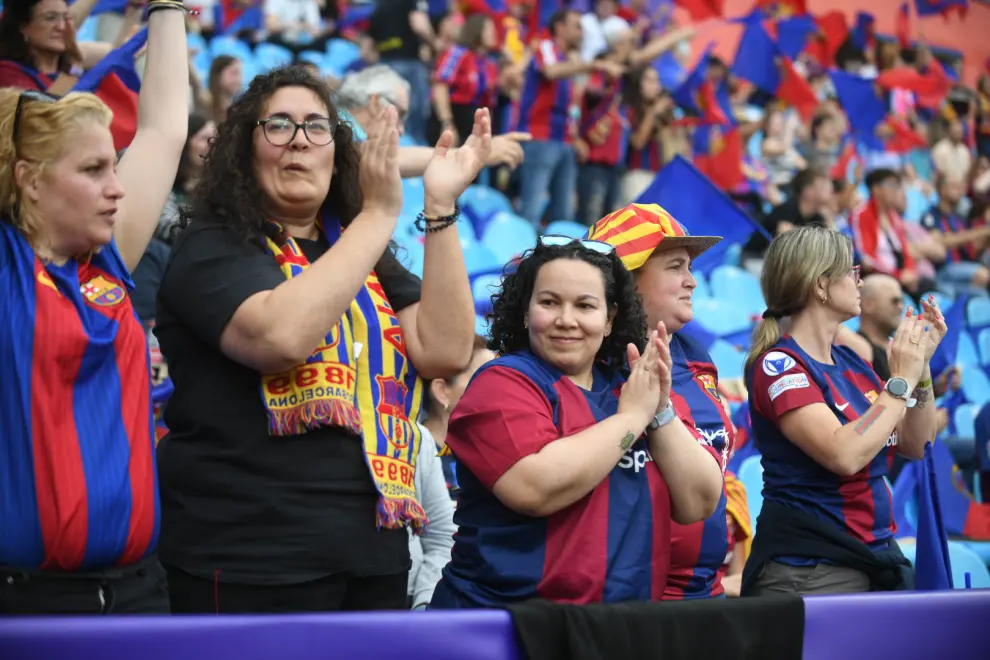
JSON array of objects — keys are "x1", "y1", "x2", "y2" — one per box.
[{"x1": 586, "y1": 203, "x2": 721, "y2": 272}]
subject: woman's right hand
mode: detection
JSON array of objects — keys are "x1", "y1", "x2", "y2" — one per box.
[
  {"x1": 618, "y1": 331, "x2": 663, "y2": 430},
  {"x1": 886, "y1": 307, "x2": 928, "y2": 391},
  {"x1": 63, "y1": 15, "x2": 84, "y2": 66},
  {"x1": 359, "y1": 99, "x2": 403, "y2": 220}
]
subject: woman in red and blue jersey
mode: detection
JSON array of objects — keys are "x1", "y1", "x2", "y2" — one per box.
[
  {"x1": 0, "y1": 6, "x2": 189, "y2": 614},
  {"x1": 430, "y1": 237, "x2": 724, "y2": 608},
  {"x1": 743, "y1": 225, "x2": 946, "y2": 595},
  {"x1": 428, "y1": 13, "x2": 500, "y2": 148},
  {"x1": 588, "y1": 203, "x2": 737, "y2": 600}
]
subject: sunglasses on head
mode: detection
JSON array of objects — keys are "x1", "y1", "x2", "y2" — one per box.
[
  {"x1": 13, "y1": 90, "x2": 58, "y2": 154},
  {"x1": 538, "y1": 234, "x2": 615, "y2": 255}
]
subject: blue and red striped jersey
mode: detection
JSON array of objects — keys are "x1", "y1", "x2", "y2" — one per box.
[
  {"x1": 664, "y1": 332, "x2": 733, "y2": 600},
  {"x1": 749, "y1": 336, "x2": 895, "y2": 555},
  {"x1": 920, "y1": 204, "x2": 982, "y2": 264},
  {"x1": 580, "y1": 72, "x2": 629, "y2": 167},
  {"x1": 433, "y1": 46, "x2": 499, "y2": 109},
  {"x1": 625, "y1": 110, "x2": 663, "y2": 171},
  {"x1": 431, "y1": 350, "x2": 672, "y2": 608},
  {"x1": 514, "y1": 39, "x2": 575, "y2": 143},
  {"x1": 0, "y1": 223, "x2": 158, "y2": 571}
]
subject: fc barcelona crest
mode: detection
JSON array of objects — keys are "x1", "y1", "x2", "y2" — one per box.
[
  {"x1": 697, "y1": 373, "x2": 720, "y2": 401},
  {"x1": 80, "y1": 275, "x2": 125, "y2": 306},
  {"x1": 376, "y1": 375, "x2": 412, "y2": 449}
]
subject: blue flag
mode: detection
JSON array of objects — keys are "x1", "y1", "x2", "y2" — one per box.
[
  {"x1": 89, "y1": 0, "x2": 129, "y2": 15},
  {"x1": 930, "y1": 293, "x2": 967, "y2": 380},
  {"x1": 731, "y1": 16, "x2": 781, "y2": 94},
  {"x1": 914, "y1": 0, "x2": 969, "y2": 19},
  {"x1": 915, "y1": 443, "x2": 954, "y2": 590},
  {"x1": 636, "y1": 156, "x2": 770, "y2": 275},
  {"x1": 777, "y1": 14, "x2": 818, "y2": 60},
  {"x1": 829, "y1": 69, "x2": 888, "y2": 150}
]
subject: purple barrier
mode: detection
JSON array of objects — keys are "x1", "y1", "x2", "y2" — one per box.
[{"x1": 2, "y1": 592, "x2": 989, "y2": 660}]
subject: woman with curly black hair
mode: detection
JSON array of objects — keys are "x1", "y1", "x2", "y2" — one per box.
[
  {"x1": 429, "y1": 238, "x2": 724, "y2": 609},
  {"x1": 153, "y1": 65, "x2": 490, "y2": 613}
]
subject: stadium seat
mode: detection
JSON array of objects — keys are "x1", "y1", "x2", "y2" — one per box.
[
  {"x1": 298, "y1": 50, "x2": 328, "y2": 73},
  {"x1": 472, "y1": 274, "x2": 502, "y2": 316},
  {"x1": 191, "y1": 49, "x2": 213, "y2": 82},
  {"x1": 844, "y1": 316, "x2": 861, "y2": 332},
  {"x1": 949, "y1": 542, "x2": 990, "y2": 589},
  {"x1": 708, "y1": 340, "x2": 746, "y2": 381},
  {"x1": 460, "y1": 186, "x2": 515, "y2": 236},
  {"x1": 481, "y1": 214, "x2": 538, "y2": 264},
  {"x1": 738, "y1": 456, "x2": 764, "y2": 535},
  {"x1": 961, "y1": 367, "x2": 990, "y2": 407},
  {"x1": 709, "y1": 265, "x2": 765, "y2": 317},
  {"x1": 326, "y1": 38, "x2": 361, "y2": 65},
  {"x1": 978, "y1": 329, "x2": 990, "y2": 366},
  {"x1": 963, "y1": 541, "x2": 990, "y2": 565},
  {"x1": 77, "y1": 16, "x2": 98, "y2": 42},
  {"x1": 186, "y1": 32, "x2": 208, "y2": 55},
  {"x1": 722, "y1": 242, "x2": 743, "y2": 267},
  {"x1": 462, "y1": 243, "x2": 502, "y2": 277},
  {"x1": 254, "y1": 43, "x2": 293, "y2": 72},
  {"x1": 210, "y1": 35, "x2": 253, "y2": 62},
  {"x1": 693, "y1": 273, "x2": 711, "y2": 300},
  {"x1": 953, "y1": 403, "x2": 978, "y2": 441},
  {"x1": 691, "y1": 298, "x2": 754, "y2": 337},
  {"x1": 898, "y1": 538, "x2": 917, "y2": 565},
  {"x1": 545, "y1": 220, "x2": 588, "y2": 239},
  {"x1": 927, "y1": 290, "x2": 953, "y2": 311},
  {"x1": 968, "y1": 297, "x2": 990, "y2": 329}
]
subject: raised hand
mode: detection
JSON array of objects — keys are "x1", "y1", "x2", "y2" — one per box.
[
  {"x1": 918, "y1": 294, "x2": 948, "y2": 362},
  {"x1": 654, "y1": 322, "x2": 673, "y2": 411},
  {"x1": 423, "y1": 108, "x2": 493, "y2": 212},
  {"x1": 359, "y1": 102, "x2": 402, "y2": 220},
  {"x1": 886, "y1": 307, "x2": 928, "y2": 391},
  {"x1": 485, "y1": 131, "x2": 531, "y2": 169},
  {"x1": 619, "y1": 330, "x2": 663, "y2": 431}
]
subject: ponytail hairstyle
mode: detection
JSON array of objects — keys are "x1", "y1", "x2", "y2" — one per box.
[{"x1": 746, "y1": 226, "x2": 855, "y2": 375}]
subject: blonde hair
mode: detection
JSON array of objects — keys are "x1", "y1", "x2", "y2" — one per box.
[
  {"x1": 746, "y1": 225, "x2": 854, "y2": 372},
  {"x1": 0, "y1": 88, "x2": 112, "y2": 250}
]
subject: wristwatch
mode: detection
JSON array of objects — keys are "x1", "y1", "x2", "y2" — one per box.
[
  {"x1": 883, "y1": 378, "x2": 917, "y2": 408},
  {"x1": 646, "y1": 402, "x2": 676, "y2": 431}
]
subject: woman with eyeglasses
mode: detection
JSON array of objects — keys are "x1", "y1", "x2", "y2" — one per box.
[
  {"x1": 153, "y1": 65, "x2": 487, "y2": 613},
  {"x1": 742, "y1": 226, "x2": 945, "y2": 596},
  {"x1": 0, "y1": 4, "x2": 188, "y2": 615},
  {"x1": 429, "y1": 237, "x2": 723, "y2": 609}
]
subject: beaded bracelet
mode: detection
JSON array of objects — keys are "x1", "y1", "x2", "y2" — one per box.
[
  {"x1": 147, "y1": 0, "x2": 195, "y2": 15},
  {"x1": 414, "y1": 205, "x2": 460, "y2": 233}
]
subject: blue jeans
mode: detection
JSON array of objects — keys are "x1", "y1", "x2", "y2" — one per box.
[
  {"x1": 386, "y1": 58, "x2": 429, "y2": 145},
  {"x1": 517, "y1": 140, "x2": 578, "y2": 228},
  {"x1": 577, "y1": 163, "x2": 622, "y2": 227}
]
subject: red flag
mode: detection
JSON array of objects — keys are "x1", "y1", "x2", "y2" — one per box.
[
  {"x1": 830, "y1": 139, "x2": 861, "y2": 182},
  {"x1": 693, "y1": 125, "x2": 743, "y2": 191},
  {"x1": 884, "y1": 118, "x2": 927, "y2": 153},
  {"x1": 877, "y1": 62, "x2": 951, "y2": 110},
  {"x1": 805, "y1": 11, "x2": 848, "y2": 68},
  {"x1": 95, "y1": 74, "x2": 138, "y2": 151},
  {"x1": 895, "y1": 3, "x2": 911, "y2": 49},
  {"x1": 674, "y1": 0, "x2": 724, "y2": 22},
  {"x1": 776, "y1": 57, "x2": 818, "y2": 122}
]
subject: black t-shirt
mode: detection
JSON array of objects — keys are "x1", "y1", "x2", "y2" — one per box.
[
  {"x1": 131, "y1": 238, "x2": 170, "y2": 324},
  {"x1": 858, "y1": 331, "x2": 891, "y2": 381},
  {"x1": 154, "y1": 223, "x2": 422, "y2": 585},
  {"x1": 368, "y1": 0, "x2": 427, "y2": 61},
  {"x1": 743, "y1": 200, "x2": 826, "y2": 258}
]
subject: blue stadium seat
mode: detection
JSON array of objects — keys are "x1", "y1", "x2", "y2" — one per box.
[
  {"x1": 899, "y1": 538, "x2": 917, "y2": 566},
  {"x1": 401, "y1": 177, "x2": 425, "y2": 215},
  {"x1": 954, "y1": 403, "x2": 978, "y2": 441},
  {"x1": 738, "y1": 456, "x2": 764, "y2": 535},
  {"x1": 481, "y1": 214, "x2": 538, "y2": 264},
  {"x1": 298, "y1": 50, "x2": 328, "y2": 73},
  {"x1": 326, "y1": 38, "x2": 361, "y2": 65},
  {"x1": 844, "y1": 316, "x2": 861, "y2": 332},
  {"x1": 968, "y1": 297, "x2": 990, "y2": 328},
  {"x1": 186, "y1": 32, "x2": 208, "y2": 55},
  {"x1": 472, "y1": 274, "x2": 502, "y2": 316},
  {"x1": 210, "y1": 35, "x2": 253, "y2": 62},
  {"x1": 978, "y1": 328, "x2": 990, "y2": 366},
  {"x1": 926, "y1": 290, "x2": 953, "y2": 312},
  {"x1": 692, "y1": 274, "x2": 711, "y2": 300},
  {"x1": 949, "y1": 542, "x2": 990, "y2": 589},
  {"x1": 192, "y1": 49, "x2": 213, "y2": 82},
  {"x1": 961, "y1": 367, "x2": 990, "y2": 407},
  {"x1": 691, "y1": 298, "x2": 754, "y2": 337},
  {"x1": 254, "y1": 42, "x2": 293, "y2": 73},
  {"x1": 709, "y1": 339, "x2": 746, "y2": 381},
  {"x1": 722, "y1": 242, "x2": 743, "y2": 267},
  {"x1": 709, "y1": 265, "x2": 765, "y2": 317},
  {"x1": 964, "y1": 541, "x2": 990, "y2": 565},
  {"x1": 77, "y1": 17, "x2": 98, "y2": 42},
  {"x1": 462, "y1": 243, "x2": 502, "y2": 277},
  {"x1": 460, "y1": 185, "x2": 515, "y2": 236},
  {"x1": 544, "y1": 220, "x2": 588, "y2": 239}
]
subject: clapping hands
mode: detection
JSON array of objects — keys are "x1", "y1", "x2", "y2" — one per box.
[{"x1": 423, "y1": 108, "x2": 493, "y2": 213}]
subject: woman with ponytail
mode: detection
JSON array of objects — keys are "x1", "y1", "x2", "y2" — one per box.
[{"x1": 742, "y1": 225, "x2": 946, "y2": 596}]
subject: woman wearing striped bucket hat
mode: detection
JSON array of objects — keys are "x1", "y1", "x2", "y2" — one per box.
[{"x1": 588, "y1": 202, "x2": 743, "y2": 599}]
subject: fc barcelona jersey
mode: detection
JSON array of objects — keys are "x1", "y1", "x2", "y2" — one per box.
[
  {"x1": 0, "y1": 223, "x2": 158, "y2": 570},
  {"x1": 430, "y1": 350, "x2": 673, "y2": 608}
]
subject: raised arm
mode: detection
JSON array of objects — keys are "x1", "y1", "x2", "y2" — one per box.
[{"x1": 114, "y1": 6, "x2": 189, "y2": 271}]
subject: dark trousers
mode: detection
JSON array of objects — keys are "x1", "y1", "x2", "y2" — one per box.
[
  {"x1": 165, "y1": 564, "x2": 408, "y2": 614},
  {"x1": 0, "y1": 555, "x2": 170, "y2": 615}
]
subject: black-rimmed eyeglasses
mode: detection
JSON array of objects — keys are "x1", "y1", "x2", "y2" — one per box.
[
  {"x1": 539, "y1": 234, "x2": 616, "y2": 255},
  {"x1": 13, "y1": 90, "x2": 58, "y2": 154},
  {"x1": 256, "y1": 116, "x2": 338, "y2": 146}
]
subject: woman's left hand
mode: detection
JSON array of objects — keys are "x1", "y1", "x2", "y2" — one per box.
[
  {"x1": 629, "y1": 322, "x2": 673, "y2": 411},
  {"x1": 919, "y1": 294, "x2": 949, "y2": 362},
  {"x1": 423, "y1": 108, "x2": 493, "y2": 212}
]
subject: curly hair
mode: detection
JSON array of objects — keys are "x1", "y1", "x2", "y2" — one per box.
[
  {"x1": 489, "y1": 243, "x2": 646, "y2": 369},
  {"x1": 188, "y1": 65, "x2": 362, "y2": 247}
]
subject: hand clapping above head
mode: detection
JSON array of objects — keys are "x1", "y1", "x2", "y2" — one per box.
[{"x1": 422, "y1": 108, "x2": 493, "y2": 212}]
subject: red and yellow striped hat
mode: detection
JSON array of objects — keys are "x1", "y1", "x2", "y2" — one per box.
[{"x1": 586, "y1": 203, "x2": 722, "y2": 272}]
